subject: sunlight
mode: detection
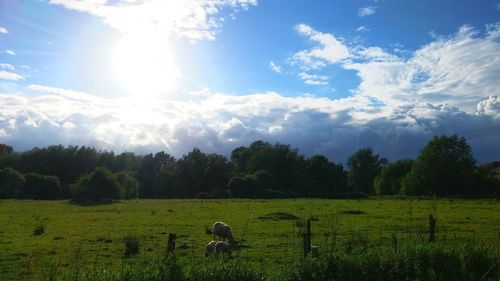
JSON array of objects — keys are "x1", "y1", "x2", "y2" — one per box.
[{"x1": 112, "y1": 32, "x2": 180, "y2": 96}]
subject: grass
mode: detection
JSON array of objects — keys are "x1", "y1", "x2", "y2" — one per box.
[{"x1": 0, "y1": 198, "x2": 499, "y2": 280}]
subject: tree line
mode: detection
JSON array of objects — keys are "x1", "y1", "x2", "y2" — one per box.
[{"x1": 0, "y1": 135, "x2": 498, "y2": 201}]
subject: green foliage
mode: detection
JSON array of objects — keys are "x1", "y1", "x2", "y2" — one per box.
[
  {"x1": 374, "y1": 159, "x2": 414, "y2": 195},
  {"x1": 72, "y1": 167, "x2": 121, "y2": 202},
  {"x1": 347, "y1": 148, "x2": 388, "y2": 194},
  {"x1": 113, "y1": 171, "x2": 140, "y2": 199},
  {"x1": 0, "y1": 167, "x2": 25, "y2": 198},
  {"x1": 401, "y1": 135, "x2": 476, "y2": 196},
  {"x1": 304, "y1": 155, "x2": 348, "y2": 195},
  {"x1": 123, "y1": 235, "x2": 140, "y2": 257},
  {"x1": 22, "y1": 173, "x2": 61, "y2": 199},
  {"x1": 33, "y1": 224, "x2": 44, "y2": 236}
]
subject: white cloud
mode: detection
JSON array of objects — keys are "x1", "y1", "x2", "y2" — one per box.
[
  {"x1": 0, "y1": 26, "x2": 7, "y2": 34},
  {"x1": 49, "y1": 0, "x2": 257, "y2": 41},
  {"x1": 290, "y1": 23, "x2": 500, "y2": 114},
  {"x1": 356, "y1": 26, "x2": 370, "y2": 32},
  {"x1": 0, "y1": 71, "x2": 24, "y2": 81},
  {"x1": 269, "y1": 61, "x2": 283, "y2": 74},
  {"x1": 292, "y1": 24, "x2": 350, "y2": 71},
  {"x1": 358, "y1": 6, "x2": 376, "y2": 17},
  {"x1": 298, "y1": 72, "x2": 329, "y2": 85},
  {"x1": 0, "y1": 63, "x2": 15, "y2": 71},
  {"x1": 1, "y1": 87, "x2": 498, "y2": 164},
  {"x1": 5, "y1": 50, "x2": 15, "y2": 56}
]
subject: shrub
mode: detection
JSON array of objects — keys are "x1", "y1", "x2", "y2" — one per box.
[
  {"x1": 0, "y1": 167, "x2": 25, "y2": 198},
  {"x1": 261, "y1": 189, "x2": 287, "y2": 199},
  {"x1": 113, "y1": 171, "x2": 140, "y2": 199},
  {"x1": 211, "y1": 189, "x2": 232, "y2": 199},
  {"x1": 123, "y1": 235, "x2": 140, "y2": 257},
  {"x1": 195, "y1": 192, "x2": 214, "y2": 199},
  {"x1": 33, "y1": 225, "x2": 45, "y2": 236},
  {"x1": 22, "y1": 173, "x2": 61, "y2": 200},
  {"x1": 72, "y1": 167, "x2": 121, "y2": 202},
  {"x1": 228, "y1": 174, "x2": 260, "y2": 198}
]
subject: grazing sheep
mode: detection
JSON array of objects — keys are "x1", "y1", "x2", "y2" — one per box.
[
  {"x1": 214, "y1": 241, "x2": 232, "y2": 258},
  {"x1": 310, "y1": 245, "x2": 319, "y2": 257},
  {"x1": 205, "y1": 240, "x2": 217, "y2": 257},
  {"x1": 212, "y1": 221, "x2": 235, "y2": 243}
]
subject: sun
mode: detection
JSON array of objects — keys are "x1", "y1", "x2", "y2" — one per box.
[{"x1": 112, "y1": 32, "x2": 180, "y2": 96}]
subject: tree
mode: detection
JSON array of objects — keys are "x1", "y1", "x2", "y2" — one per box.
[
  {"x1": 401, "y1": 135, "x2": 476, "y2": 196},
  {"x1": 303, "y1": 155, "x2": 347, "y2": 195},
  {"x1": 22, "y1": 173, "x2": 61, "y2": 199},
  {"x1": 374, "y1": 159, "x2": 413, "y2": 195},
  {"x1": 347, "y1": 148, "x2": 387, "y2": 194},
  {"x1": 114, "y1": 171, "x2": 140, "y2": 199},
  {"x1": 72, "y1": 167, "x2": 121, "y2": 201},
  {"x1": 0, "y1": 167, "x2": 25, "y2": 198},
  {"x1": 137, "y1": 152, "x2": 175, "y2": 198}
]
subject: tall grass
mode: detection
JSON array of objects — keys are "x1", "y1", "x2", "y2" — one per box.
[{"x1": 14, "y1": 241, "x2": 498, "y2": 281}]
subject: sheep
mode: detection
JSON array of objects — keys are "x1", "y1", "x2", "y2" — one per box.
[
  {"x1": 214, "y1": 241, "x2": 232, "y2": 258},
  {"x1": 205, "y1": 240, "x2": 218, "y2": 257},
  {"x1": 212, "y1": 221, "x2": 235, "y2": 243}
]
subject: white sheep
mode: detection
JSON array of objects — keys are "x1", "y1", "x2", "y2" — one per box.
[
  {"x1": 214, "y1": 241, "x2": 232, "y2": 258},
  {"x1": 212, "y1": 221, "x2": 235, "y2": 243},
  {"x1": 205, "y1": 240, "x2": 218, "y2": 258}
]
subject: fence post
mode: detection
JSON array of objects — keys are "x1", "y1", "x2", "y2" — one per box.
[
  {"x1": 429, "y1": 215, "x2": 436, "y2": 242},
  {"x1": 303, "y1": 219, "x2": 312, "y2": 257},
  {"x1": 167, "y1": 233, "x2": 176, "y2": 253}
]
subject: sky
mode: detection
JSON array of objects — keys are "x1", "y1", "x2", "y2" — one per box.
[{"x1": 0, "y1": 0, "x2": 499, "y2": 164}]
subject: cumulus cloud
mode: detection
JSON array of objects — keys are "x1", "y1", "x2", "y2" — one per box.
[
  {"x1": 49, "y1": 0, "x2": 257, "y2": 41},
  {"x1": 0, "y1": 26, "x2": 7, "y2": 34},
  {"x1": 269, "y1": 61, "x2": 283, "y2": 73},
  {"x1": 290, "y1": 23, "x2": 500, "y2": 113},
  {"x1": 358, "y1": 6, "x2": 376, "y2": 17},
  {"x1": 1, "y1": 84, "x2": 498, "y2": 164},
  {"x1": 298, "y1": 72, "x2": 329, "y2": 85},
  {"x1": 292, "y1": 23, "x2": 350, "y2": 70},
  {"x1": 0, "y1": 71, "x2": 24, "y2": 81},
  {"x1": 5, "y1": 50, "x2": 15, "y2": 56},
  {"x1": 1, "y1": 23, "x2": 499, "y2": 164}
]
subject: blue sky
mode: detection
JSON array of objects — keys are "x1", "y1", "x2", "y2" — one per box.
[{"x1": 1, "y1": 0, "x2": 500, "y2": 164}]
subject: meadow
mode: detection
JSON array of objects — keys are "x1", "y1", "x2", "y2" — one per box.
[{"x1": 0, "y1": 198, "x2": 499, "y2": 280}]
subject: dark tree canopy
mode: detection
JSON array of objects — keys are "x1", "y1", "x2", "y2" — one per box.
[
  {"x1": 374, "y1": 159, "x2": 414, "y2": 195},
  {"x1": 72, "y1": 167, "x2": 121, "y2": 201},
  {"x1": 347, "y1": 148, "x2": 387, "y2": 194},
  {"x1": 0, "y1": 135, "x2": 497, "y2": 200},
  {"x1": 401, "y1": 135, "x2": 476, "y2": 196},
  {"x1": 0, "y1": 167, "x2": 25, "y2": 198}
]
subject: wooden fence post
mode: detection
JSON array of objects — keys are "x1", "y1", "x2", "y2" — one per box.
[
  {"x1": 167, "y1": 233, "x2": 176, "y2": 253},
  {"x1": 429, "y1": 215, "x2": 436, "y2": 242},
  {"x1": 303, "y1": 219, "x2": 312, "y2": 257}
]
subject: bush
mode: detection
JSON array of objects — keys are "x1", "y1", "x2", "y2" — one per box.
[
  {"x1": 113, "y1": 171, "x2": 140, "y2": 199},
  {"x1": 22, "y1": 173, "x2": 61, "y2": 200},
  {"x1": 72, "y1": 167, "x2": 121, "y2": 202},
  {"x1": 33, "y1": 225, "x2": 45, "y2": 236},
  {"x1": 261, "y1": 189, "x2": 287, "y2": 199},
  {"x1": 123, "y1": 235, "x2": 140, "y2": 257},
  {"x1": 228, "y1": 175, "x2": 258, "y2": 198},
  {"x1": 211, "y1": 189, "x2": 232, "y2": 199},
  {"x1": 195, "y1": 192, "x2": 214, "y2": 199},
  {"x1": 0, "y1": 167, "x2": 25, "y2": 198}
]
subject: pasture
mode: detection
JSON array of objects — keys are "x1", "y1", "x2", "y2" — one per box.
[{"x1": 0, "y1": 198, "x2": 499, "y2": 280}]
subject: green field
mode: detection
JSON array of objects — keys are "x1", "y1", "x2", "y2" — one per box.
[{"x1": 1, "y1": 199, "x2": 499, "y2": 280}]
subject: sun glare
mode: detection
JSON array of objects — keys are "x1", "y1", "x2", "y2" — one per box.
[{"x1": 112, "y1": 32, "x2": 180, "y2": 96}]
